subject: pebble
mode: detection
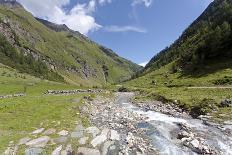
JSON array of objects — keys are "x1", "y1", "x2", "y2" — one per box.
[
  {"x1": 31, "y1": 128, "x2": 45, "y2": 135},
  {"x1": 58, "y1": 130, "x2": 69, "y2": 136}
]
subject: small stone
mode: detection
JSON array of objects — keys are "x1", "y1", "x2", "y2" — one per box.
[
  {"x1": 31, "y1": 128, "x2": 45, "y2": 135},
  {"x1": 86, "y1": 126, "x2": 100, "y2": 137},
  {"x1": 77, "y1": 147, "x2": 100, "y2": 155},
  {"x1": 58, "y1": 130, "x2": 69, "y2": 136},
  {"x1": 43, "y1": 128, "x2": 56, "y2": 135},
  {"x1": 18, "y1": 137, "x2": 31, "y2": 145},
  {"x1": 26, "y1": 136, "x2": 50, "y2": 148},
  {"x1": 79, "y1": 137, "x2": 89, "y2": 145},
  {"x1": 71, "y1": 131, "x2": 83, "y2": 138},
  {"x1": 52, "y1": 137, "x2": 68, "y2": 144},
  {"x1": 52, "y1": 145, "x2": 62, "y2": 155},
  {"x1": 25, "y1": 148, "x2": 43, "y2": 155}
]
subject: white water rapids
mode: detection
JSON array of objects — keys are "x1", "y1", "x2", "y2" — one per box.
[{"x1": 117, "y1": 94, "x2": 232, "y2": 155}]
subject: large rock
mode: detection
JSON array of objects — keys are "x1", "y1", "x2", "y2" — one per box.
[
  {"x1": 77, "y1": 147, "x2": 100, "y2": 155},
  {"x1": 26, "y1": 136, "x2": 50, "y2": 148},
  {"x1": 110, "y1": 130, "x2": 120, "y2": 141},
  {"x1": 52, "y1": 145, "x2": 62, "y2": 155},
  {"x1": 91, "y1": 129, "x2": 109, "y2": 148},
  {"x1": 86, "y1": 126, "x2": 100, "y2": 137},
  {"x1": 25, "y1": 148, "x2": 43, "y2": 155}
]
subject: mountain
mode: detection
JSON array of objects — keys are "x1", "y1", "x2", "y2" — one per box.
[
  {"x1": 125, "y1": 0, "x2": 232, "y2": 116},
  {"x1": 0, "y1": 1, "x2": 141, "y2": 86},
  {"x1": 145, "y1": 0, "x2": 232, "y2": 75}
]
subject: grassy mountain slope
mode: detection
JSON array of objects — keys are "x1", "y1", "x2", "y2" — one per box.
[
  {"x1": 0, "y1": 1, "x2": 141, "y2": 86},
  {"x1": 145, "y1": 0, "x2": 232, "y2": 74},
  {"x1": 126, "y1": 0, "x2": 232, "y2": 120}
]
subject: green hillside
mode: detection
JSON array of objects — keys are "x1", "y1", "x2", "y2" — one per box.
[
  {"x1": 126, "y1": 0, "x2": 232, "y2": 120},
  {"x1": 145, "y1": 0, "x2": 232, "y2": 74},
  {"x1": 0, "y1": 1, "x2": 141, "y2": 87}
]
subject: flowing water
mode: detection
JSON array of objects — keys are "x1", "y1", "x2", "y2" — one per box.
[{"x1": 116, "y1": 93, "x2": 232, "y2": 155}]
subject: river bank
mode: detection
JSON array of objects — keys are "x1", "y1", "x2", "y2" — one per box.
[{"x1": 81, "y1": 92, "x2": 232, "y2": 155}]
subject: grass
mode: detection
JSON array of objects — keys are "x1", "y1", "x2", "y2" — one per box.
[
  {"x1": 125, "y1": 60, "x2": 232, "y2": 120},
  {"x1": 0, "y1": 65, "x2": 90, "y2": 153}
]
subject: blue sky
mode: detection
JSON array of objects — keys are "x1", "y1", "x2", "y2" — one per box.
[{"x1": 18, "y1": 0, "x2": 213, "y2": 65}]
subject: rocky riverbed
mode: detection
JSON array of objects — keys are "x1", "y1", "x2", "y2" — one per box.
[
  {"x1": 81, "y1": 92, "x2": 232, "y2": 155},
  {"x1": 4, "y1": 92, "x2": 232, "y2": 155}
]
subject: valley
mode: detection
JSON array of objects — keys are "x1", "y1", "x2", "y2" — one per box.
[{"x1": 0, "y1": 0, "x2": 232, "y2": 154}]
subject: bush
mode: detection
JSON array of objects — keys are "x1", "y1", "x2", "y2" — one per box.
[
  {"x1": 190, "y1": 98, "x2": 219, "y2": 118},
  {"x1": 118, "y1": 87, "x2": 129, "y2": 92},
  {"x1": 213, "y1": 76, "x2": 232, "y2": 85}
]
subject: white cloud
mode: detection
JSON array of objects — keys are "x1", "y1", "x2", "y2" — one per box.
[
  {"x1": 99, "y1": 0, "x2": 112, "y2": 5},
  {"x1": 139, "y1": 61, "x2": 148, "y2": 67},
  {"x1": 132, "y1": 0, "x2": 153, "y2": 7},
  {"x1": 105, "y1": 25, "x2": 147, "y2": 33},
  {"x1": 17, "y1": 0, "x2": 101, "y2": 34}
]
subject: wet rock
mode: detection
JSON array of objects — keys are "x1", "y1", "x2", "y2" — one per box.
[
  {"x1": 58, "y1": 130, "x2": 69, "y2": 136},
  {"x1": 79, "y1": 137, "x2": 89, "y2": 145},
  {"x1": 177, "y1": 131, "x2": 190, "y2": 139},
  {"x1": 18, "y1": 137, "x2": 31, "y2": 145},
  {"x1": 52, "y1": 145, "x2": 62, "y2": 155},
  {"x1": 43, "y1": 128, "x2": 56, "y2": 135},
  {"x1": 86, "y1": 126, "x2": 100, "y2": 137},
  {"x1": 189, "y1": 139, "x2": 200, "y2": 148},
  {"x1": 77, "y1": 147, "x2": 100, "y2": 155},
  {"x1": 26, "y1": 136, "x2": 50, "y2": 148},
  {"x1": 25, "y1": 148, "x2": 43, "y2": 155},
  {"x1": 31, "y1": 128, "x2": 45, "y2": 134}
]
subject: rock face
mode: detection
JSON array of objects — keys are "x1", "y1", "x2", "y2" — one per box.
[
  {"x1": 26, "y1": 136, "x2": 50, "y2": 148},
  {"x1": 91, "y1": 129, "x2": 109, "y2": 148}
]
